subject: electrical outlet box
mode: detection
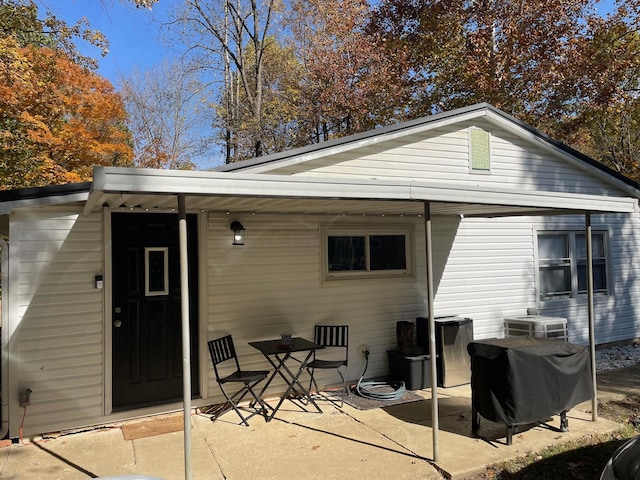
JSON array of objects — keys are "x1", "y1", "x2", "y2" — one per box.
[
  {"x1": 357, "y1": 344, "x2": 370, "y2": 358},
  {"x1": 19, "y1": 388, "x2": 32, "y2": 407}
]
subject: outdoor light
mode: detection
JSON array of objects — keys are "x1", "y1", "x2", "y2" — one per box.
[{"x1": 230, "y1": 220, "x2": 245, "y2": 245}]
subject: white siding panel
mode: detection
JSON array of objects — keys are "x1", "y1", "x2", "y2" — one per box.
[
  {"x1": 204, "y1": 213, "x2": 428, "y2": 403},
  {"x1": 432, "y1": 213, "x2": 640, "y2": 345},
  {"x1": 10, "y1": 207, "x2": 104, "y2": 437},
  {"x1": 280, "y1": 121, "x2": 623, "y2": 197},
  {"x1": 428, "y1": 216, "x2": 538, "y2": 339},
  {"x1": 535, "y1": 212, "x2": 640, "y2": 344},
  {"x1": 202, "y1": 208, "x2": 640, "y2": 406}
]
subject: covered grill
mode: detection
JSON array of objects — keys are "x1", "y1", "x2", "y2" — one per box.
[{"x1": 467, "y1": 337, "x2": 593, "y2": 444}]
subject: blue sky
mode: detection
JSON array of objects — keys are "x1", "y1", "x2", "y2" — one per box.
[{"x1": 49, "y1": 0, "x2": 180, "y2": 85}]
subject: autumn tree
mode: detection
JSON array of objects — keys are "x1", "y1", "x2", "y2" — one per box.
[
  {"x1": 369, "y1": 0, "x2": 596, "y2": 125},
  {"x1": 120, "y1": 60, "x2": 212, "y2": 169},
  {"x1": 288, "y1": 0, "x2": 411, "y2": 143},
  {"x1": 563, "y1": 2, "x2": 640, "y2": 180},
  {"x1": 214, "y1": 38, "x2": 307, "y2": 160},
  {"x1": 0, "y1": 0, "x2": 132, "y2": 189},
  {"x1": 169, "y1": 0, "x2": 283, "y2": 162},
  {"x1": 0, "y1": 37, "x2": 133, "y2": 188}
]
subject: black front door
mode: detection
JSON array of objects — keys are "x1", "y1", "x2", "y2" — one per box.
[{"x1": 111, "y1": 212, "x2": 199, "y2": 409}]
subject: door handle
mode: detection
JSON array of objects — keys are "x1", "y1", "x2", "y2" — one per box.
[{"x1": 114, "y1": 320, "x2": 122, "y2": 328}]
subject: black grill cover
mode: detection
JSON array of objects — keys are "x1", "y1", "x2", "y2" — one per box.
[{"x1": 467, "y1": 337, "x2": 593, "y2": 426}]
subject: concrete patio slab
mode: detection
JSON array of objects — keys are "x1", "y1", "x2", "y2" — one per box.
[{"x1": 0, "y1": 365, "x2": 635, "y2": 480}]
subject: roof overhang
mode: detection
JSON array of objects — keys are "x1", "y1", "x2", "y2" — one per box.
[{"x1": 81, "y1": 167, "x2": 637, "y2": 218}]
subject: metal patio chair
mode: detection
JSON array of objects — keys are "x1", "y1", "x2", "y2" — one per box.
[
  {"x1": 207, "y1": 335, "x2": 271, "y2": 426},
  {"x1": 306, "y1": 325, "x2": 349, "y2": 407}
]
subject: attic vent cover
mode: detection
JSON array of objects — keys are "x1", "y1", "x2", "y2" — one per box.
[{"x1": 469, "y1": 127, "x2": 491, "y2": 172}]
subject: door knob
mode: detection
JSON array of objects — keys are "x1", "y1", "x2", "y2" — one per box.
[{"x1": 114, "y1": 320, "x2": 122, "y2": 328}]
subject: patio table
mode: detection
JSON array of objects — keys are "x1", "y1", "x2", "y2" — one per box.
[{"x1": 249, "y1": 337, "x2": 324, "y2": 421}]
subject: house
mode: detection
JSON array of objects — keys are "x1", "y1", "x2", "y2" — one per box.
[{"x1": 1, "y1": 103, "x2": 639, "y2": 440}]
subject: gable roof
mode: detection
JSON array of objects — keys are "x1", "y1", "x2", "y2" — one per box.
[{"x1": 216, "y1": 103, "x2": 640, "y2": 195}]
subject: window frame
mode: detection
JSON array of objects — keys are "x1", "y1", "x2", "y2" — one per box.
[
  {"x1": 321, "y1": 225, "x2": 414, "y2": 281},
  {"x1": 535, "y1": 229, "x2": 610, "y2": 301},
  {"x1": 144, "y1": 246, "x2": 169, "y2": 296}
]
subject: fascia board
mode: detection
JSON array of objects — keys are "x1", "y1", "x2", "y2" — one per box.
[
  {"x1": 88, "y1": 167, "x2": 636, "y2": 214},
  {"x1": 410, "y1": 180, "x2": 637, "y2": 213},
  {"x1": 90, "y1": 167, "x2": 414, "y2": 200},
  {"x1": 0, "y1": 192, "x2": 89, "y2": 215}
]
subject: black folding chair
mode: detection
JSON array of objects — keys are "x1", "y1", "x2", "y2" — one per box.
[
  {"x1": 208, "y1": 335, "x2": 271, "y2": 426},
  {"x1": 306, "y1": 325, "x2": 349, "y2": 407}
]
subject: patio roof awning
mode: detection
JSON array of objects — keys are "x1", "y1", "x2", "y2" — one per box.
[{"x1": 82, "y1": 167, "x2": 637, "y2": 218}]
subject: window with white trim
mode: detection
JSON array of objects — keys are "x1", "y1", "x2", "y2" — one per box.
[
  {"x1": 322, "y1": 226, "x2": 413, "y2": 280},
  {"x1": 537, "y1": 231, "x2": 609, "y2": 299}
]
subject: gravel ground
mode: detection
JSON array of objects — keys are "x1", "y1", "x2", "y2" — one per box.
[{"x1": 595, "y1": 343, "x2": 640, "y2": 372}]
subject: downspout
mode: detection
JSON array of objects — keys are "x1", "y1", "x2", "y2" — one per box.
[
  {"x1": 424, "y1": 202, "x2": 439, "y2": 461},
  {"x1": 586, "y1": 212, "x2": 597, "y2": 421},
  {"x1": 178, "y1": 195, "x2": 193, "y2": 480},
  {"x1": 0, "y1": 238, "x2": 8, "y2": 438}
]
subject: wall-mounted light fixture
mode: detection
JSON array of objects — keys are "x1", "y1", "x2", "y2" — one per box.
[{"x1": 230, "y1": 220, "x2": 245, "y2": 245}]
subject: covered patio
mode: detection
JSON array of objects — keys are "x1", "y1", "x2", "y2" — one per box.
[{"x1": 80, "y1": 166, "x2": 633, "y2": 474}]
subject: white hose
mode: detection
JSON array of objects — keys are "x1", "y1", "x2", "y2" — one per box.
[{"x1": 355, "y1": 354, "x2": 407, "y2": 401}]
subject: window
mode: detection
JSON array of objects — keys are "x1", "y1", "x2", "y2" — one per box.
[
  {"x1": 145, "y1": 247, "x2": 168, "y2": 296},
  {"x1": 322, "y1": 226, "x2": 412, "y2": 280},
  {"x1": 537, "y1": 231, "x2": 608, "y2": 299}
]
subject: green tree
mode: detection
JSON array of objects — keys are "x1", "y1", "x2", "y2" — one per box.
[{"x1": 0, "y1": 0, "x2": 108, "y2": 69}]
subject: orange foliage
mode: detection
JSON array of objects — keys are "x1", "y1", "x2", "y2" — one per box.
[{"x1": 0, "y1": 36, "x2": 133, "y2": 189}]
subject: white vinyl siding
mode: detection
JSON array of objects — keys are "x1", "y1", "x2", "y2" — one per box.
[
  {"x1": 9, "y1": 207, "x2": 103, "y2": 437},
  {"x1": 203, "y1": 209, "x2": 640, "y2": 405},
  {"x1": 431, "y1": 214, "x2": 640, "y2": 345},
  {"x1": 204, "y1": 213, "x2": 426, "y2": 402},
  {"x1": 272, "y1": 120, "x2": 623, "y2": 197}
]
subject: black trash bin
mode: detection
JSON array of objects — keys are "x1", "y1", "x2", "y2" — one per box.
[
  {"x1": 416, "y1": 316, "x2": 473, "y2": 387},
  {"x1": 386, "y1": 349, "x2": 431, "y2": 390}
]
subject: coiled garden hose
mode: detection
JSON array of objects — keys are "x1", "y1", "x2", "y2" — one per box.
[{"x1": 355, "y1": 351, "x2": 407, "y2": 401}]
